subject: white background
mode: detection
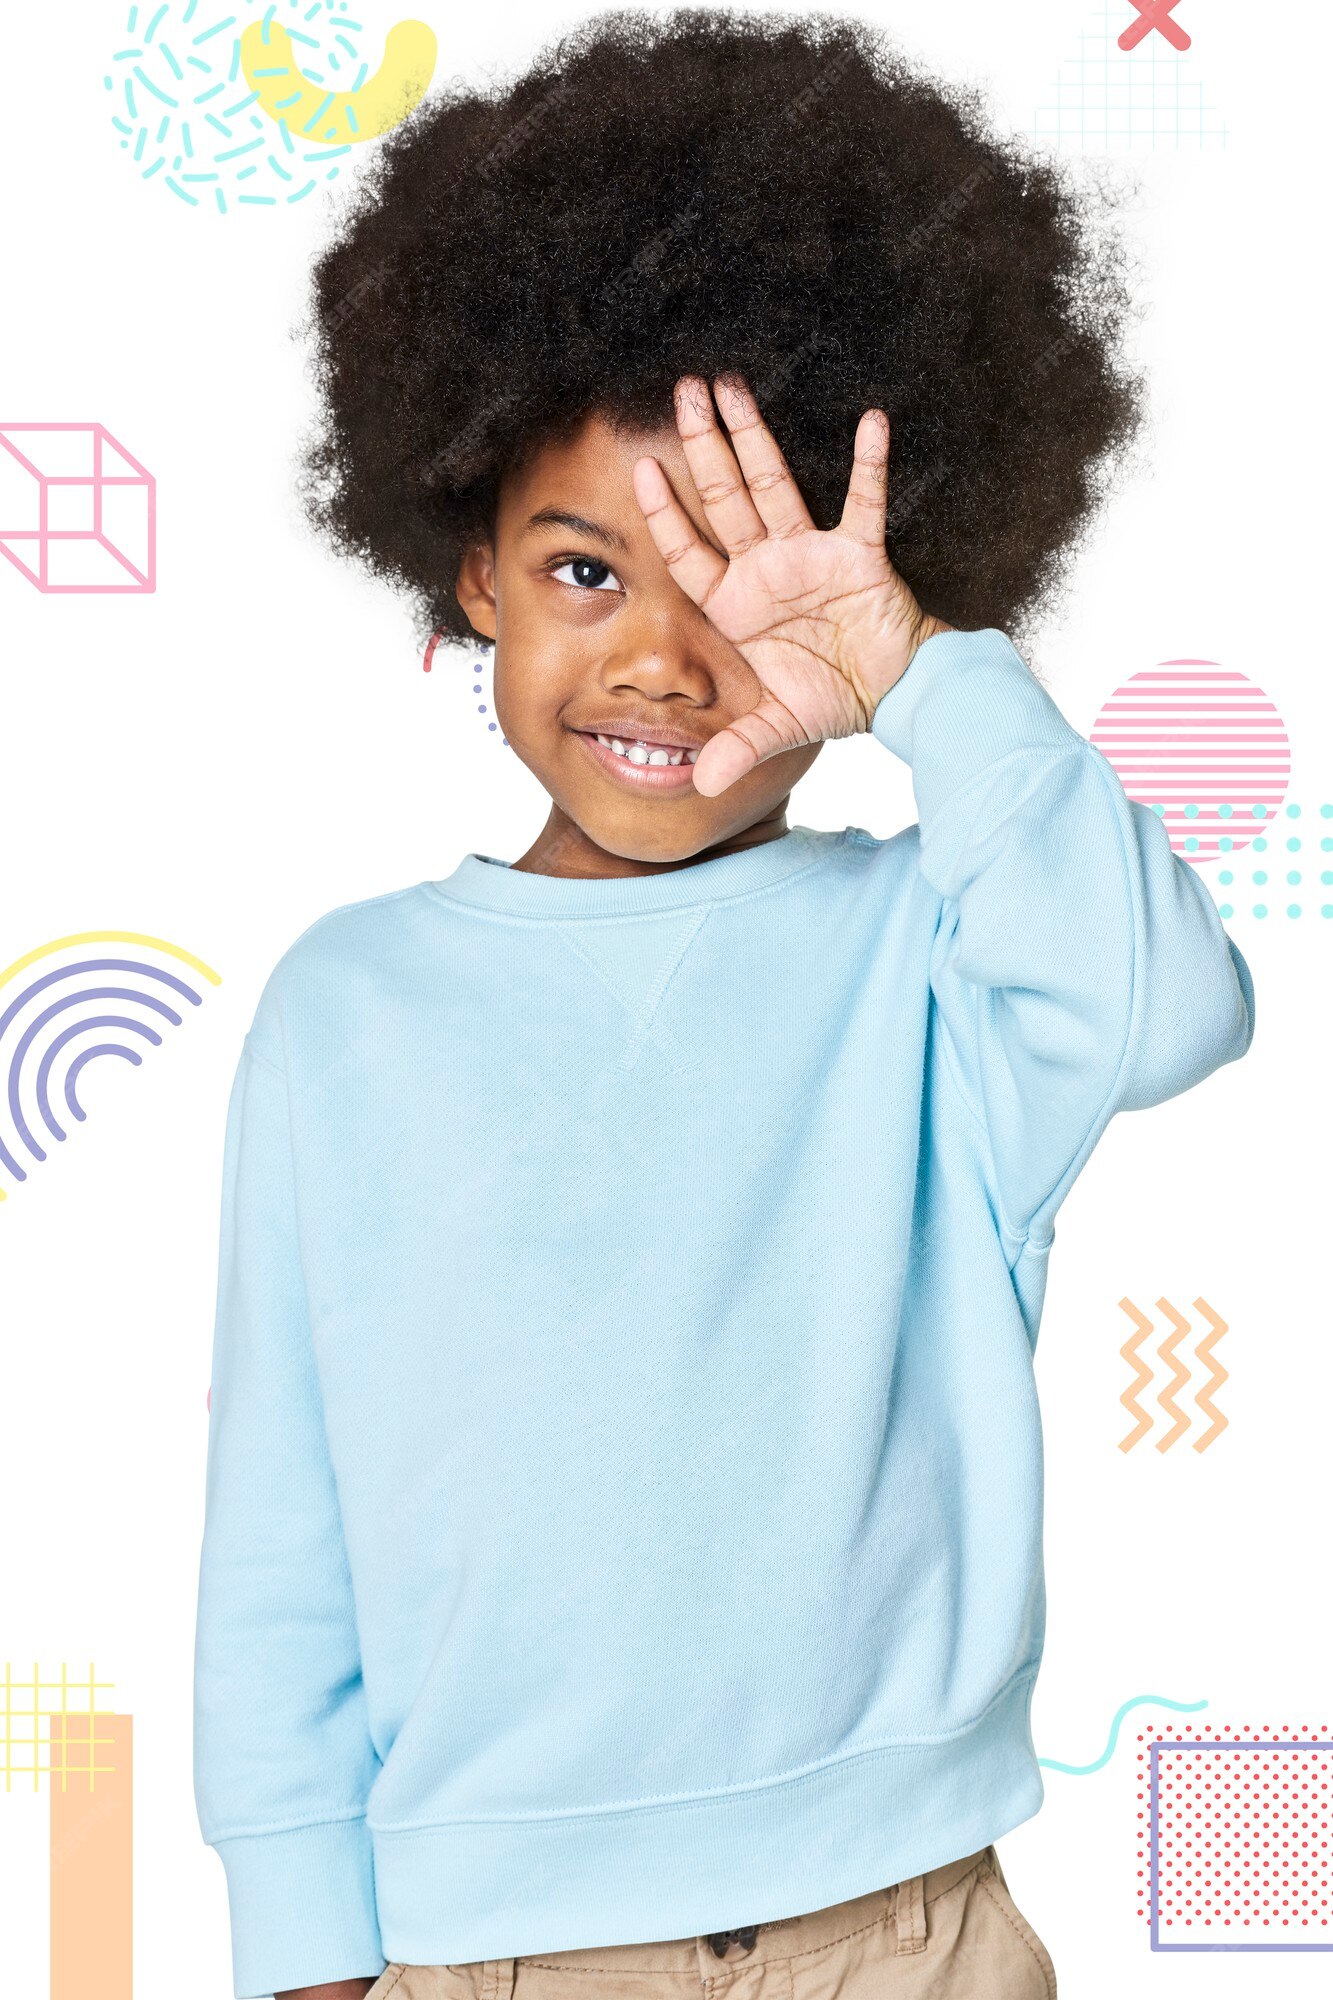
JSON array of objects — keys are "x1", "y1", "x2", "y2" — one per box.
[{"x1": 1, "y1": 0, "x2": 1328, "y2": 1992}]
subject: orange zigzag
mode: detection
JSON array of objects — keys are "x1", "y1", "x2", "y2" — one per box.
[
  {"x1": 1192, "y1": 1296, "x2": 1229, "y2": 1452},
  {"x1": 1118, "y1": 1298, "x2": 1154, "y2": 1453},
  {"x1": 1156, "y1": 1298, "x2": 1192, "y2": 1453}
]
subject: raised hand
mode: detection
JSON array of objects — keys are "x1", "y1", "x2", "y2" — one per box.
[{"x1": 630, "y1": 374, "x2": 951, "y2": 797}]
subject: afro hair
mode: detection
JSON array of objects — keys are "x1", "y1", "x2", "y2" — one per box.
[{"x1": 296, "y1": 6, "x2": 1146, "y2": 655}]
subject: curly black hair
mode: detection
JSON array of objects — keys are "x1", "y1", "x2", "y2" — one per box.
[{"x1": 295, "y1": 6, "x2": 1145, "y2": 655}]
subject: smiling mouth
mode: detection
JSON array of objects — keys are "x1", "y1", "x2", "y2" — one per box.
[{"x1": 590, "y1": 733, "x2": 700, "y2": 767}]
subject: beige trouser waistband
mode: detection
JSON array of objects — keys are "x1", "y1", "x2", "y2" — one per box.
[{"x1": 504, "y1": 1844, "x2": 998, "y2": 1974}]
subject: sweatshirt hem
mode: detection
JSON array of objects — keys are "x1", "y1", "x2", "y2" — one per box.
[{"x1": 368, "y1": 1670, "x2": 1042, "y2": 1962}]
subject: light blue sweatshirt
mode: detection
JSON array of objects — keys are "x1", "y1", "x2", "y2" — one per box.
[{"x1": 193, "y1": 626, "x2": 1254, "y2": 1998}]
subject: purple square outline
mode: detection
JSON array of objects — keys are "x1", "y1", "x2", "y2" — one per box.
[{"x1": 1150, "y1": 1740, "x2": 1333, "y2": 1951}]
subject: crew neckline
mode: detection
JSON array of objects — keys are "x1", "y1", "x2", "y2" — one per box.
[{"x1": 426, "y1": 825, "x2": 834, "y2": 918}]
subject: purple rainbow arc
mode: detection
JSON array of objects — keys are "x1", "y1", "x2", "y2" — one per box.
[{"x1": 1, "y1": 957, "x2": 204, "y2": 1186}]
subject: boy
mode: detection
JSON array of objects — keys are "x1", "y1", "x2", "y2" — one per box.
[{"x1": 192, "y1": 12, "x2": 1255, "y2": 1998}]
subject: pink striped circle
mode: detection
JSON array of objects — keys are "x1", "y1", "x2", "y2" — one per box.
[{"x1": 1090, "y1": 661, "x2": 1290, "y2": 864}]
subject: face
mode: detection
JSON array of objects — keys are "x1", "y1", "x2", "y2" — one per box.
[{"x1": 454, "y1": 409, "x2": 822, "y2": 871}]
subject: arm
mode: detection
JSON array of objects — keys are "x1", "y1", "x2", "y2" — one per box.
[
  {"x1": 870, "y1": 626, "x2": 1256, "y2": 1247},
  {"x1": 194, "y1": 1020, "x2": 386, "y2": 2000},
  {"x1": 622, "y1": 371, "x2": 1255, "y2": 1243},
  {"x1": 276, "y1": 1985, "x2": 378, "y2": 2000}
]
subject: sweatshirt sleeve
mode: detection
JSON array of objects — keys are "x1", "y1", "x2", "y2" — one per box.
[
  {"x1": 870, "y1": 625, "x2": 1256, "y2": 1251},
  {"x1": 192, "y1": 1020, "x2": 386, "y2": 1999}
]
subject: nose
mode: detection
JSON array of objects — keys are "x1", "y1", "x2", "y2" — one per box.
[{"x1": 596, "y1": 602, "x2": 738, "y2": 708}]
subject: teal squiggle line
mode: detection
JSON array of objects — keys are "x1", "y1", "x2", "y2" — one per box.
[{"x1": 1038, "y1": 1695, "x2": 1209, "y2": 1776}]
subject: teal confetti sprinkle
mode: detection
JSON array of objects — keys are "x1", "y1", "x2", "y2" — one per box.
[
  {"x1": 134, "y1": 64, "x2": 178, "y2": 106},
  {"x1": 192, "y1": 15, "x2": 235, "y2": 42},
  {"x1": 302, "y1": 91, "x2": 335, "y2": 131},
  {"x1": 288, "y1": 178, "x2": 317, "y2": 200},
  {"x1": 165, "y1": 174, "x2": 199, "y2": 203}
]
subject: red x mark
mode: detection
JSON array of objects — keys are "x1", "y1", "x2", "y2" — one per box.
[{"x1": 1118, "y1": 0, "x2": 1191, "y2": 51}]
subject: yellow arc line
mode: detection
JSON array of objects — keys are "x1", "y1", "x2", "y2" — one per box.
[{"x1": 0, "y1": 932, "x2": 221, "y2": 991}]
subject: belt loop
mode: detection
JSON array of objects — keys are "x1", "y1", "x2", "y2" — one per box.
[
  {"x1": 894, "y1": 1872, "x2": 927, "y2": 1956},
  {"x1": 486, "y1": 1959, "x2": 517, "y2": 2000}
]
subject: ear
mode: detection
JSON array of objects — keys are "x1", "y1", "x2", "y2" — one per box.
[{"x1": 455, "y1": 540, "x2": 498, "y2": 641}]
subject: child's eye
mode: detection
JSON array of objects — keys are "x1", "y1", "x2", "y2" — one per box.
[{"x1": 549, "y1": 555, "x2": 623, "y2": 593}]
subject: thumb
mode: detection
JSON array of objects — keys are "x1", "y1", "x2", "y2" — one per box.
[{"x1": 692, "y1": 694, "x2": 809, "y2": 798}]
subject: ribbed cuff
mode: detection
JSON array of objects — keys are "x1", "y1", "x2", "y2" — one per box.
[
  {"x1": 870, "y1": 626, "x2": 1078, "y2": 778},
  {"x1": 213, "y1": 1816, "x2": 385, "y2": 1999}
]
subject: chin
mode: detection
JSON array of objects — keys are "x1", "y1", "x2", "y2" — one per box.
[{"x1": 591, "y1": 818, "x2": 720, "y2": 866}]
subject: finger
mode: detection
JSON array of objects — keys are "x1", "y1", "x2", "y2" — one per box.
[
  {"x1": 670, "y1": 375, "x2": 770, "y2": 558},
  {"x1": 691, "y1": 693, "x2": 808, "y2": 798},
  {"x1": 631, "y1": 453, "x2": 729, "y2": 606},
  {"x1": 837, "y1": 407, "x2": 891, "y2": 549},
  {"x1": 713, "y1": 374, "x2": 815, "y2": 539}
]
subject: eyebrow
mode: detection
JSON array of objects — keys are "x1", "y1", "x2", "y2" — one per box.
[{"x1": 523, "y1": 507, "x2": 631, "y2": 555}]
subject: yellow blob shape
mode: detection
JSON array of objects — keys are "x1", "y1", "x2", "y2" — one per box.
[{"x1": 241, "y1": 18, "x2": 437, "y2": 147}]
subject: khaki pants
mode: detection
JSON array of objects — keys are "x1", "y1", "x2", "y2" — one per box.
[{"x1": 365, "y1": 1844, "x2": 1056, "y2": 1998}]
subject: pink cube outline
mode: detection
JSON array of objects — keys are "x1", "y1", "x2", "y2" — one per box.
[{"x1": 0, "y1": 422, "x2": 156, "y2": 594}]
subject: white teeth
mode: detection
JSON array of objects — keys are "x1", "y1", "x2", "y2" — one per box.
[{"x1": 592, "y1": 733, "x2": 700, "y2": 767}]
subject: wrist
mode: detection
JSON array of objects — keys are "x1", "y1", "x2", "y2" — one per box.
[{"x1": 858, "y1": 607, "x2": 954, "y2": 716}]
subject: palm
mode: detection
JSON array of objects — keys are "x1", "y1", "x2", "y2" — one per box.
[
  {"x1": 690, "y1": 524, "x2": 907, "y2": 740},
  {"x1": 631, "y1": 376, "x2": 940, "y2": 795}
]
